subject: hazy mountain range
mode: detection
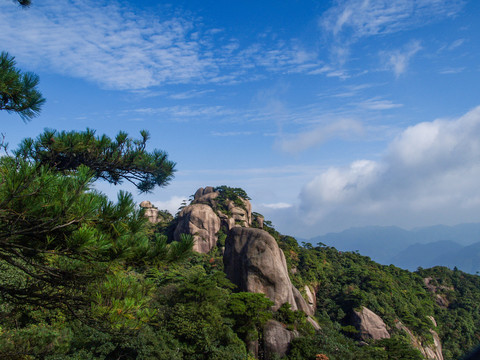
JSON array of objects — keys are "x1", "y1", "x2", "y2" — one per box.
[{"x1": 309, "y1": 223, "x2": 480, "y2": 274}]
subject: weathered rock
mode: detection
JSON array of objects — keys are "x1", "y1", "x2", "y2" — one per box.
[
  {"x1": 193, "y1": 186, "x2": 219, "y2": 205},
  {"x1": 139, "y1": 200, "x2": 159, "y2": 223},
  {"x1": 253, "y1": 213, "x2": 264, "y2": 229},
  {"x1": 174, "y1": 204, "x2": 221, "y2": 253},
  {"x1": 396, "y1": 321, "x2": 444, "y2": 360},
  {"x1": 306, "y1": 316, "x2": 321, "y2": 331},
  {"x1": 190, "y1": 186, "x2": 253, "y2": 230},
  {"x1": 224, "y1": 227, "x2": 314, "y2": 316},
  {"x1": 351, "y1": 307, "x2": 390, "y2": 340},
  {"x1": 263, "y1": 320, "x2": 298, "y2": 359},
  {"x1": 293, "y1": 287, "x2": 314, "y2": 316},
  {"x1": 304, "y1": 285, "x2": 316, "y2": 314},
  {"x1": 423, "y1": 278, "x2": 453, "y2": 309}
]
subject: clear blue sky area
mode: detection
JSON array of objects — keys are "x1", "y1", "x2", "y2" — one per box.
[{"x1": 1, "y1": 0, "x2": 480, "y2": 238}]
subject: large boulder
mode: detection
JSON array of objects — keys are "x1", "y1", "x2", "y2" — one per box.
[
  {"x1": 351, "y1": 307, "x2": 390, "y2": 340},
  {"x1": 174, "y1": 204, "x2": 221, "y2": 253},
  {"x1": 224, "y1": 227, "x2": 313, "y2": 315},
  {"x1": 263, "y1": 320, "x2": 298, "y2": 359}
]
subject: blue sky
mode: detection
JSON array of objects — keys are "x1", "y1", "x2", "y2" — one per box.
[{"x1": 1, "y1": 0, "x2": 480, "y2": 238}]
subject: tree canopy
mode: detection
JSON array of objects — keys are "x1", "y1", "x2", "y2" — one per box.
[
  {"x1": 15, "y1": 128, "x2": 176, "y2": 193},
  {"x1": 0, "y1": 51, "x2": 45, "y2": 121}
]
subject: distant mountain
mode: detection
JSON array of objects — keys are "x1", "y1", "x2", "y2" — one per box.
[
  {"x1": 389, "y1": 240, "x2": 463, "y2": 271},
  {"x1": 434, "y1": 241, "x2": 480, "y2": 274},
  {"x1": 310, "y1": 225, "x2": 415, "y2": 264},
  {"x1": 411, "y1": 223, "x2": 480, "y2": 246},
  {"x1": 309, "y1": 223, "x2": 480, "y2": 273}
]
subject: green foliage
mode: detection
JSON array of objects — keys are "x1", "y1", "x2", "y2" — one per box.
[
  {"x1": 227, "y1": 292, "x2": 274, "y2": 343},
  {"x1": 418, "y1": 266, "x2": 480, "y2": 359},
  {"x1": 15, "y1": 128, "x2": 175, "y2": 193},
  {"x1": 288, "y1": 317, "x2": 423, "y2": 360},
  {"x1": 151, "y1": 266, "x2": 247, "y2": 359},
  {"x1": 0, "y1": 51, "x2": 45, "y2": 121},
  {"x1": 213, "y1": 185, "x2": 250, "y2": 215},
  {"x1": 1, "y1": 148, "x2": 479, "y2": 360}
]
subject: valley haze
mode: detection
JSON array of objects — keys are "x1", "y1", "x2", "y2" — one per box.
[{"x1": 1, "y1": 0, "x2": 480, "y2": 239}]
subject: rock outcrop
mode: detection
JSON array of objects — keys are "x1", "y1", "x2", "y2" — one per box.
[
  {"x1": 224, "y1": 227, "x2": 313, "y2": 314},
  {"x1": 351, "y1": 307, "x2": 390, "y2": 340},
  {"x1": 147, "y1": 187, "x2": 320, "y2": 359},
  {"x1": 396, "y1": 320, "x2": 444, "y2": 360},
  {"x1": 139, "y1": 201, "x2": 160, "y2": 223},
  {"x1": 263, "y1": 320, "x2": 299, "y2": 359},
  {"x1": 303, "y1": 285, "x2": 316, "y2": 314},
  {"x1": 174, "y1": 203, "x2": 221, "y2": 253},
  {"x1": 424, "y1": 277, "x2": 453, "y2": 308},
  {"x1": 174, "y1": 187, "x2": 253, "y2": 253}
]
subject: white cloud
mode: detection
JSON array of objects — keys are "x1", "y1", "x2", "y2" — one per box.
[
  {"x1": 440, "y1": 67, "x2": 465, "y2": 74},
  {"x1": 168, "y1": 89, "x2": 214, "y2": 100},
  {"x1": 132, "y1": 105, "x2": 234, "y2": 119},
  {"x1": 321, "y1": 0, "x2": 465, "y2": 39},
  {"x1": 276, "y1": 119, "x2": 364, "y2": 154},
  {"x1": 260, "y1": 202, "x2": 293, "y2": 210},
  {"x1": 383, "y1": 41, "x2": 422, "y2": 77},
  {"x1": 0, "y1": 0, "x2": 326, "y2": 90},
  {"x1": 211, "y1": 131, "x2": 253, "y2": 137},
  {"x1": 358, "y1": 98, "x2": 403, "y2": 110},
  {"x1": 299, "y1": 106, "x2": 480, "y2": 231},
  {"x1": 0, "y1": 0, "x2": 216, "y2": 89},
  {"x1": 151, "y1": 196, "x2": 187, "y2": 215},
  {"x1": 448, "y1": 38, "x2": 465, "y2": 50}
]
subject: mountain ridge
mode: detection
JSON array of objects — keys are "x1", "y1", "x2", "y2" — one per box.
[{"x1": 309, "y1": 223, "x2": 480, "y2": 273}]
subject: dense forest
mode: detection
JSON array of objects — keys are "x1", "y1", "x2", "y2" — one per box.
[{"x1": 1, "y1": 150, "x2": 479, "y2": 359}]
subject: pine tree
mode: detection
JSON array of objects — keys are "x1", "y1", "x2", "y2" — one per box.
[
  {"x1": 0, "y1": 51, "x2": 45, "y2": 121},
  {"x1": 15, "y1": 128, "x2": 176, "y2": 193}
]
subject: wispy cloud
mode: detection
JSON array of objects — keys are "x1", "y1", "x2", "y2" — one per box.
[
  {"x1": 260, "y1": 202, "x2": 293, "y2": 209},
  {"x1": 358, "y1": 97, "x2": 403, "y2": 110},
  {"x1": 321, "y1": 0, "x2": 465, "y2": 39},
  {"x1": 168, "y1": 89, "x2": 214, "y2": 100},
  {"x1": 276, "y1": 119, "x2": 364, "y2": 154},
  {"x1": 0, "y1": 0, "x2": 217, "y2": 89},
  {"x1": 0, "y1": 0, "x2": 327, "y2": 90},
  {"x1": 440, "y1": 67, "x2": 465, "y2": 74},
  {"x1": 383, "y1": 40, "x2": 422, "y2": 77},
  {"x1": 448, "y1": 38, "x2": 466, "y2": 51},
  {"x1": 131, "y1": 105, "x2": 234, "y2": 119},
  {"x1": 211, "y1": 131, "x2": 253, "y2": 137}
]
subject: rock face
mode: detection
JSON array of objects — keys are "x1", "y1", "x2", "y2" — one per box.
[
  {"x1": 396, "y1": 321, "x2": 444, "y2": 360},
  {"x1": 139, "y1": 201, "x2": 160, "y2": 223},
  {"x1": 173, "y1": 187, "x2": 253, "y2": 253},
  {"x1": 174, "y1": 204, "x2": 221, "y2": 253},
  {"x1": 351, "y1": 307, "x2": 390, "y2": 340},
  {"x1": 304, "y1": 285, "x2": 316, "y2": 314},
  {"x1": 263, "y1": 320, "x2": 298, "y2": 359},
  {"x1": 224, "y1": 227, "x2": 313, "y2": 316}
]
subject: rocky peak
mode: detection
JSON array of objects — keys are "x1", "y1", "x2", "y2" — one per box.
[
  {"x1": 174, "y1": 186, "x2": 253, "y2": 253},
  {"x1": 139, "y1": 200, "x2": 160, "y2": 223}
]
